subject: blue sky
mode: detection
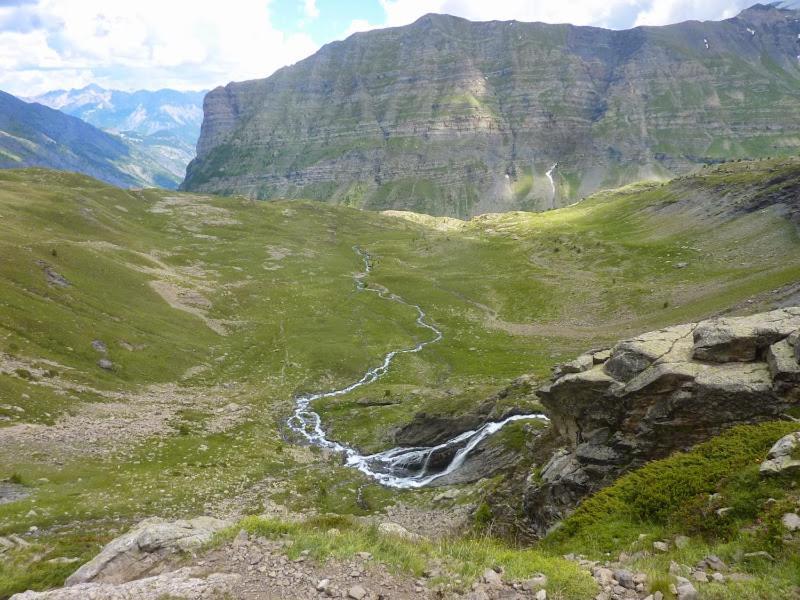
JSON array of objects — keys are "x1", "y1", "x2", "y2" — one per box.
[{"x1": 0, "y1": 1, "x2": 767, "y2": 96}]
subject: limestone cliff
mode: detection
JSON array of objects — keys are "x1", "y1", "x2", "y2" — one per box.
[{"x1": 184, "y1": 4, "x2": 800, "y2": 217}]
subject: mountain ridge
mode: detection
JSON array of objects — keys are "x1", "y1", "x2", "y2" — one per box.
[
  {"x1": 0, "y1": 90, "x2": 178, "y2": 189},
  {"x1": 30, "y1": 85, "x2": 205, "y2": 185},
  {"x1": 183, "y1": 3, "x2": 800, "y2": 217}
]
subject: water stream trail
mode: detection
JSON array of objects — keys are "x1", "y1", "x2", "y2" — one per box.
[
  {"x1": 287, "y1": 247, "x2": 547, "y2": 488},
  {"x1": 545, "y1": 162, "x2": 558, "y2": 207}
]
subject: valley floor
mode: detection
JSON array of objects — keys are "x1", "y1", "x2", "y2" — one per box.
[{"x1": 1, "y1": 160, "x2": 800, "y2": 598}]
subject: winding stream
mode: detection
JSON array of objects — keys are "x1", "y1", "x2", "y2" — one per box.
[{"x1": 287, "y1": 247, "x2": 547, "y2": 488}]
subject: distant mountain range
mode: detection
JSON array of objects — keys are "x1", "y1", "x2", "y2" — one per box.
[
  {"x1": 0, "y1": 90, "x2": 180, "y2": 188},
  {"x1": 29, "y1": 85, "x2": 205, "y2": 187},
  {"x1": 183, "y1": 3, "x2": 800, "y2": 217}
]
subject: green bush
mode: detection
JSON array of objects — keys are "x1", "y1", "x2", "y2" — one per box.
[{"x1": 551, "y1": 422, "x2": 800, "y2": 547}]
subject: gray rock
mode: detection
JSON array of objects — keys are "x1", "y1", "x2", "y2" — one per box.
[
  {"x1": 697, "y1": 555, "x2": 727, "y2": 572},
  {"x1": 525, "y1": 308, "x2": 800, "y2": 536},
  {"x1": 653, "y1": 541, "x2": 669, "y2": 553},
  {"x1": 781, "y1": 512, "x2": 800, "y2": 531},
  {"x1": 674, "y1": 535, "x2": 690, "y2": 549},
  {"x1": 65, "y1": 516, "x2": 231, "y2": 586},
  {"x1": 97, "y1": 358, "x2": 114, "y2": 371},
  {"x1": 760, "y1": 431, "x2": 800, "y2": 476},
  {"x1": 691, "y1": 570, "x2": 708, "y2": 583},
  {"x1": 790, "y1": 330, "x2": 800, "y2": 363},
  {"x1": 675, "y1": 577, "x2": 698, "y2": 600},
  {"x1": 377, "y1": 522, "x2": 423, "y2": 541},
  {"x1": 521, "y1": 573, "x2": 548, "y2": 592},
  {"x1": 41, "y1": 264, "x2": 70, "y2": 288},
  {"x1": 613, "y1": 569, "x2": 635, "y2": 589},
  {"x1": 481, "y1": 568, "x2": 503, "y2": 586},
  {"x1": 91, "y1": 340, "x2": 108, "y2": 354},
  {"x1": 11, "y1": 568, "x2": 239, "y2": 599},
  {"x1": 553, "y1": 353, "x2": 594, "y2": 379},
  {"x1": 692, "y1": 308, "x2": 800, "y2": 363},
  {"x1": 348, "y1": 585, "x2": 368, "y2": 600}
]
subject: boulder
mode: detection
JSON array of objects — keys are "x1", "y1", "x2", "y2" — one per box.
[
  {"x1": 348, "y1": 585, "x2": 368, "y2": 600},
  {"x1": 552, "y1": 352, "x2": 594, "y2": 379},
  {"x1": 65, "y1": 516, "x2": 231, "y2": 586},
  {"x1": 675, "y1": 577, "x2": 698, "y2": 600},
  {"x1": 377, "y1": 522, "x2": 423, "y2": 541},
  {"x1": 692, "y1": 308, "x2": 800, "y2": 363},
  {"x1": 525, "y1": 308, "x2": 800, "y2": 536},
  {"x1": 760, "y1": 431, "x2": 800, "y2": 476},
  {"x1": 767, "y1": 338, "x2": 800, "y2": 396},
  {"x1": 782, "y1": 513, "x2": 800, "y2": 532},
  {"x1": 10, "y1": 568, "x2": 239, "y2": 599}
]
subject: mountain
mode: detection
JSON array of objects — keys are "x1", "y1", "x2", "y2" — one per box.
[
  {"x1": 0, "y1": 90, "x2": 179, "y2": 188},
  {"x1": 30, "y1": 85, "x2": 205, "y2": 185},
  {"x1": 183, "y1": 3, "x2": 800, "y2": 217}
]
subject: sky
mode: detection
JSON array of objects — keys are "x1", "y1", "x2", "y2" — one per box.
[{"x1": 0, "y1": 0, "x2": 771, "y2": 96}]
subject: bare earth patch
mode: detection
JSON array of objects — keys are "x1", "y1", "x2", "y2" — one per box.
[{"x1": 0, "y1": 382, "x2": 251, "y2": 464}]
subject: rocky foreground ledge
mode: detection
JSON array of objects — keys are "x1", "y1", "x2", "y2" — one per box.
[{"x1": 525, "y1": 307, "x2": 800, "y2": 535}]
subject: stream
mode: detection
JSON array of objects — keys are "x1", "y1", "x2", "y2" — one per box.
[
  {"x1": 545, "y1": 162, "x2": 558, "y2": 206},
  {"x1": 287, "y1": 247, "x2": 547, "y2": 488}
]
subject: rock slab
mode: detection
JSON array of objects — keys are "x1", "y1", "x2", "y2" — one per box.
[{"x1": 65, "y1": 516, "x2": 231, "y2": 586}]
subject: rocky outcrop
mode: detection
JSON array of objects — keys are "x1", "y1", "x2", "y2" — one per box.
[
  {"x1": 64, "y1": 516, "x2": 231, "y2": 586},
  {"x1": 524, "y1": 307, "x2": 800, "y2": 535},
  {"x1": 184, "y1": 4, "x2": 800, "y2": 217}
]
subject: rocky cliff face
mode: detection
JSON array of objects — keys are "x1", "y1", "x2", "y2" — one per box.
[
  {"x1": 525, "y1": 307, "x2": 800, "y2": 535},
  {"x1": 184, "y1": 4, "x2": 800, "y2": 217}
]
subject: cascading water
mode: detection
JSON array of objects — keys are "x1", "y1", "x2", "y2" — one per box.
[
  {"x1": 545, "y1": 162, "x2": 558, "y2": 206},
  {"x1": 287, "y1": 247, "x2": 548, "y2": 489}
]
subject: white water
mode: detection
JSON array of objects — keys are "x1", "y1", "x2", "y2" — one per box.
[
  {"x1": 287, "y1": 247, "x2": 548, "y2": 489},
  {"x1": 545, "y1": 162, "x2": 558, "y2": 204}
]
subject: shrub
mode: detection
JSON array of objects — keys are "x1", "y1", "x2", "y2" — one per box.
[{"x1": 551, "y1": 422, "x2": 800, "y2": 546}]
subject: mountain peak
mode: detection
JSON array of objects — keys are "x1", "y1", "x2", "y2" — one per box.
[{"x1": 736, "y1": 2, "x2": 797, "y2": 19}]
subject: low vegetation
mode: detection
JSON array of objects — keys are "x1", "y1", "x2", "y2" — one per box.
[{"x1": 0, "y1": 159, "x2": 799, "y2": 597}]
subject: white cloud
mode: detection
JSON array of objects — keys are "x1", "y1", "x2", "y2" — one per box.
[
  {"x1": 0, "y1": 0, "x2": 319, "y2": 95},
  {"x1": 303, "y1": 0, "x2": 320, "y2": 19},
  {"x1": 376, "y1": 0, "x2": 754, "y2": 30},
  {"x1": 342, "y1": 18, "x2": 382, "y2": 37},
  {"x1": 0, "y1": 0, "x2": 762, "y2": 96},
  {"x1": 633, "y1": 0, "x2": 746, "y2": 27}
]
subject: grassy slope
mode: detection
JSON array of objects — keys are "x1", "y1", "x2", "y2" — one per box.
[
  {"x1": 0, "y1": 159, "x2": 799, "y2": 596},
  {"x1": 544, "y1": 422, "x2": 800, "y2": 599}
]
